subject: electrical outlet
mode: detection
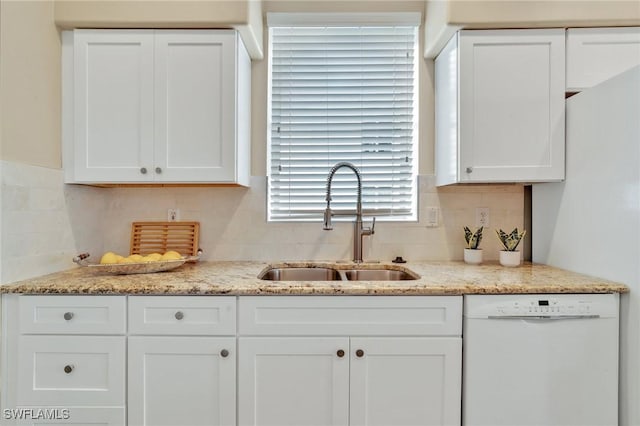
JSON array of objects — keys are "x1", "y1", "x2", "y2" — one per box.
[
  {"x1": 168, "y1": 209, "x2": 180, "y2": 222},
  {"x1": 475, "y1": 207, "x2": 490, "y2": 228},
  {"x1": 425, "y1": 207, "x2": 439, "y2": 227}
]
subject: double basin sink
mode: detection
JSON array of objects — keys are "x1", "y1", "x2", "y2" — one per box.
[{"x1": 259, "y1": 265, "x2": 419, "y2": 281}]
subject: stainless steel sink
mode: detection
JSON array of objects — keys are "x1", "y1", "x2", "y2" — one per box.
[
  {"x1": 343, "y1": 269, "x2": 417, "y2": 281},
  {"x1": 259, "y1": 265, "x2": 419, "y2": 281},
  {"x1": 259, "y1": 267, "x2": 343, "y2": 281}
]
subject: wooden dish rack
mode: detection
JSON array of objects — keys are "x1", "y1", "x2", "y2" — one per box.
[{"x1": 130, "y1": 221, "x2": 200, "y2": 257}]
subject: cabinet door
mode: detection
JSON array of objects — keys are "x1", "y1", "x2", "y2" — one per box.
[
  {"x1": 154, "y1": 31, "x2": 237, "y2": 182},
  {"x1": 238, "y1": 337, "x2": 350, "y2": 426},
  {"x1": 458, "y1": 29, "x2": 565, "y2": 182},
  {"x1": 350, "y1": 337, "x2": 462, "y2": 426},
  {"x1": 567, "y1": 27, "x2": 640, "y2": 91},
  {"x1": 73, "y1": 30, "x2": 155, "y2": 182},
  {"x1": 128, "y1": 336, "x2": 235, "y2": 426}
]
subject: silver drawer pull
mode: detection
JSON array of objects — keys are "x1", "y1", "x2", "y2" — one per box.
[
  {"x1": 64, "y1": 365, "x2": 74, "y2": 374},
  {"x1": 174, "y1": 311, "x2": 184, "y2": 320},
  {"x1": 63, "y1": 312, "x2": 74, "y2": 321}
]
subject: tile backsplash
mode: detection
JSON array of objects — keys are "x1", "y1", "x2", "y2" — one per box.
[
  {"x1": 1, "y1": 161, "x2": 524, "y2": 284},
  {"x1": 0, "y1": 160, "x2": 105, "y2": 284}
]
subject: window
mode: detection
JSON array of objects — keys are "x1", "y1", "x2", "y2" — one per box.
[{"x1": 268, "y1": 24, "x2": 418, "y2": 221}]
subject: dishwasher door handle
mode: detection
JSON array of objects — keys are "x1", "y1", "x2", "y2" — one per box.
[{"x1": 487, "y1": 314, "x2": 601, "y2": 320}]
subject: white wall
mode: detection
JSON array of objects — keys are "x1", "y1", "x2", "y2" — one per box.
[{"x1": 533, "y1": 67, "x2": 640, "y2": 426}]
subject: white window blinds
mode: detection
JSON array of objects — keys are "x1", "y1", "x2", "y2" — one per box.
[{"x1": 268, "y1": 26, "x2": 418, "y2": 221}]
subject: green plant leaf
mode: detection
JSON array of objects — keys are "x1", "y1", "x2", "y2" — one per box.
[
  {"x1": 465, "y1": 226, "x2": 483, "y2": 249},
  {"x1": 496, "y1": 228, "x2": 526, "y2": 251}
]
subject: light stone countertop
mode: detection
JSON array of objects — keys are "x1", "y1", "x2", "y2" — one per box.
[{"x1": 0, "y1": 260, "x2": 628, "y2": 295}]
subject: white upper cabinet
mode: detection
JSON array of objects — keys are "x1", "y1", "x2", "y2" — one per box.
[
  {"x1": 71, "y1": 31, "x2": 155, "y2": 183},
  {"x1": 435, "y1": 29, "x2": 565, "y2": 185},
  {"x1": 566, "y1": 27, "x2": 640, "y2": 92},
  {"x1": 64, "y1": 29, "x2": 250, "y2": 185}
]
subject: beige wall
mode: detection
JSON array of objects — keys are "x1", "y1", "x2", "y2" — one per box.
[
  {"x1": 0, "y1": 0, "x2": 61, "y2": 169},
  {"x1": 54, "y1": 0, "x2": 249, "y2": 27},
  {"x1": 448, "y1": 0, "x2": 640, "y2": 27}
]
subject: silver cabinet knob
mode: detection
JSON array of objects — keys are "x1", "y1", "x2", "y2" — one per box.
[
  {"x1": 63, "y1": 312, "x2": 74, "y2": 321},
  {"x1": 155, "y1": 167, "x2": 162, "y2": 174},
  {"x1": 64, "y1": 365, "x2": 74, "y2": 374},
  {"x1": 220, "y1": 349, "x2": 229, "y2": 358},
  {"x1": 140, "y1": 167, "x2": 148, "y2": 174},
  {"x1": 466, "y1": 167, "x2": 473, "y2": 173},
  {"x1": 174, "y1": 311, "x2": 184, "y2": 320}
]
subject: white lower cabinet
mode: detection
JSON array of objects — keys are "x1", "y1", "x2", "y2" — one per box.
[
  {"x1": 238, "y1": 337, "x2": 350, "y2": 426},
  {"x1": 238, "y1": 296, "x2": 463, "y2": 426},
  {"x1": 127, "y1": 296, "x2": 236, "y2": 426},
  {"x1": 349, "y1": 337, "x2": 461, "y2": 426},
  {"x1": 1, "y1": 295, "x2": 127, "y2": 426},
  {"x1": 2, "y1": 295, "x2": 462, "y2": 426},
  {"x1": 128, "y1": 336, "x2": 236, "y2": 426}
]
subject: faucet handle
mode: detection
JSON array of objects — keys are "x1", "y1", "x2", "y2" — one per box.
[{"x1": 362, "y1": 217, "x2": 375, "y2": 236}]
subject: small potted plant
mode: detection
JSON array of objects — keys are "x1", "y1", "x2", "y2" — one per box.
[
  {"x1": 496, "y1": 228, "x2": 526, "y2": 267},
  {"x1": 463, "y1": 226, "x2": 483, "y2": 264}
]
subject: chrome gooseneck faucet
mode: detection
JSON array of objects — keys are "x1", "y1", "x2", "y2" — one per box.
[{"x1": 323, "y1": 162, "x2": 375, "y2": 263}]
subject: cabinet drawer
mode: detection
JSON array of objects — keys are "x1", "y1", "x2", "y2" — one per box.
[
  {"x1": 128, "y1": 296, "x2": 236, "y2": 335},
  {"x1": 18, "y1": 296, "x2": 126, "y2": 335},
  {"x1": 239, "y1": 296, "x2": 462, "y2": 336},
  {"x1": 13, "y1": 407, "x2": 124, "y2": 425},
  {"x1": 17, "y1": 336, "x2": 125, "y2": 406}
]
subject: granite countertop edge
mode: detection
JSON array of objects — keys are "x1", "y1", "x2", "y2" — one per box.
[{"x1": 0, "y1": 261, "x2": 629, "y2": 296}]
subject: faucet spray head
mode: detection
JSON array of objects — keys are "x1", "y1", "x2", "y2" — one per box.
[{"x1": 323, "y1": 208, "x2": 333, "y2": 230}]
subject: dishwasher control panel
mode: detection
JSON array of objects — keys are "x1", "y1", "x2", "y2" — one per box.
[
  {"x1": 494, "y1": 298, "x2": 593, "y2": 316},
  {"x1": 464, "y1": 293, "x2": 619, "y2": 318}
]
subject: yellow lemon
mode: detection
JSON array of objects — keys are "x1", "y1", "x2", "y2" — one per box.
[
  {"x1": 146, "y1": 253, "x2": 163, "y2": 261},
  {"x1": 162, "y1": 250, "x2": 182, "y2": 261},
  {"x1": 100, "y1": 252, "x2": 120, "y2": 264},
  {"x1": 128, "y1": 254, "x2": 144, "y2": 262},
  {"x1": 118, "y1": 257, "x2": 136, "y2": 264}
]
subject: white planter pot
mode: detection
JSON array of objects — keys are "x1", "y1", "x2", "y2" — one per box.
[
  {"x1": 464, "y1": 248, "x2": 483, "y2": 265},
  {"x1": 499, "y1": 250, "x2": 521, "y2": 267}
]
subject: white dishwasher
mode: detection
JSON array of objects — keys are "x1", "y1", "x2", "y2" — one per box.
[{"x1": 463, "y1": 293, "x2": 619, "y2": 426}]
